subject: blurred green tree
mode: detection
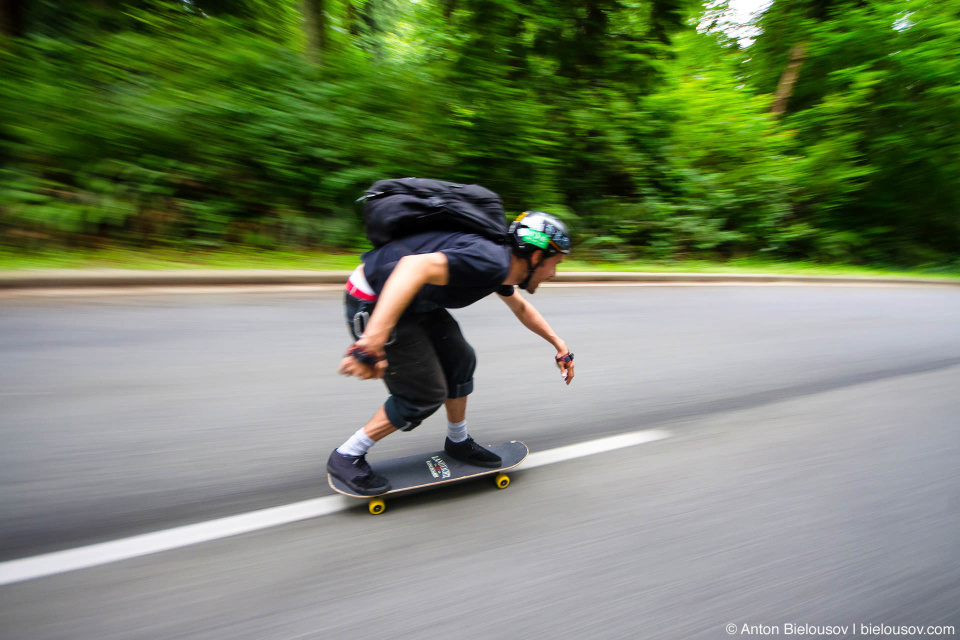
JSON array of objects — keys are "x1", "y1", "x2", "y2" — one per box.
[
  {"x1": 747, "y1": 0, "x2": 960, "y2": 263},
  {"x1": 0, "y1": 0, "x2": 957, "y2": 267}
]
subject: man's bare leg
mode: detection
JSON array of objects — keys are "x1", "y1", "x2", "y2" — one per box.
[
  {"x1": 334, "y1": 405, "x2": 395, "y2": 460},
  {"x1": 363, "y1": 406, "x2": 398, "y2": 441},
  {"x1": 444, "y1": 396, "x2": 467, "y2": 424},
  {"x1": 443, "y1": 396, "x2": 468, "y2": 442},
  {"x1": 444, "y1": 396, "x2": 468, "y2": 442}
]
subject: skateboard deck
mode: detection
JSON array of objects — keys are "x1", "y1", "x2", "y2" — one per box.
[{"x1": 328, "y1": 441, "x2": 528, "y2": 514}]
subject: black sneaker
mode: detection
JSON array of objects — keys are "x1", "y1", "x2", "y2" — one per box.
[
  {"x1": 326, "y1": 449, "x2": 391, "y2": 496},
  {"x1": 444, "y1": 437, "x2": 502, "y2": 468}
]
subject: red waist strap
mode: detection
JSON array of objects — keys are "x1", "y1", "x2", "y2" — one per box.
[{"x1": 345, "y1": 280, "x2": 377, "y2": 302}]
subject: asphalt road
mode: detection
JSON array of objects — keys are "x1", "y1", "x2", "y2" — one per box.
[{"x1": 1, "y1": 284, "x2": 959, "y2": 639}]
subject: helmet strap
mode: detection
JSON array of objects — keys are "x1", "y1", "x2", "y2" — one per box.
[{"x1": 518, "y1": 252, "x2": 543, "y2": 291}]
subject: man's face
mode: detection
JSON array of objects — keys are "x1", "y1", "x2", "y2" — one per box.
[{"x1": 525, "y1": 253, "x2": 564, "y2": 294}]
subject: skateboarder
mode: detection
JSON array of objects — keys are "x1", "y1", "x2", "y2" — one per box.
[{"x1": 328, "y1": 209, "x2": 575, "y2": 495}]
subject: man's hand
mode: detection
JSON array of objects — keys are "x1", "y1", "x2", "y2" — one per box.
[
  {"x1": 338, "y1": 344, "x2": 387, "y2": 380},
  {"x1": 338, "y1": 355, "x2": 387, "y2": 379},
  {"x1": 556, "y1": 350, "x2": 575, "y2": 385}
]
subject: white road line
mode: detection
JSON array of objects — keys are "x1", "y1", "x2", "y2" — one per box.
[
  {"x1": 0, "y1": 496, "x2": 353, "y2": 587},
  {"x1": 523, "y1": 430, "x2": 669, "y2": 469},
  {"x1": 0, "y1": 429, "x2": 669, "y2": 586}
]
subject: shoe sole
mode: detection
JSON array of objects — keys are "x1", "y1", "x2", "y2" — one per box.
[{"x1": 327, "y1": 469, "x2": 392, "y2": 496}]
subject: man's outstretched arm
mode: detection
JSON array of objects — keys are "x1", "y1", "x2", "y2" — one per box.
[{"x1": 499, "y1": 291, "x2": 575, "y2": 385}]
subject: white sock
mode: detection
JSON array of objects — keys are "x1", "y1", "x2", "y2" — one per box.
[
  {"x1": 447, "y1": 419, "x2": 468, "y2": 443},
  {"x1": 337, "y1": 428, "x2": 376, "y2": 457}
]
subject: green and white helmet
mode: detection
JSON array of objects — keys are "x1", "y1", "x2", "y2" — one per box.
[{"x1": 508, "y1": 211, "x2": 572, "y2": 258}]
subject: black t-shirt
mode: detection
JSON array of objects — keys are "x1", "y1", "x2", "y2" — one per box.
[{"x1": 362, "y1": 231, "x2": 514, "y2": 310}]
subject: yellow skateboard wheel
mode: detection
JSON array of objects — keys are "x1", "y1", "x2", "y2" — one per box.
[
  {"x1": 495, "y1": 474, "x2": 510, "y2": 489},
  {"x1": 369, "y1": 498, "x2": 386, "y2": 515}
]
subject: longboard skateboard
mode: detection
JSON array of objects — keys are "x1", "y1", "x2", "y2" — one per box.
[{"x1": 328, "y1": 441, "x2": 528, "y2": 514}]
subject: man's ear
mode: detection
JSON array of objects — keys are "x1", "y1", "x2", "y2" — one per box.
[{"x1": 529, "y1": 249, "x2": 545, "y2": 267}]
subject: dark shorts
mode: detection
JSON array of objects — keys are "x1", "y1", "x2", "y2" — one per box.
[{"x1": 345, "y1": 293, "x2": 476, "y2": 431}]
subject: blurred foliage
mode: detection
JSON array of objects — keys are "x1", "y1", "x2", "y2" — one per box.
[
  {"x1": 0, "y1": 0, "x2": 958, "y2": 267},
  {"x1": 746, "y1": 0, "x2": 960, "y2": 264}
]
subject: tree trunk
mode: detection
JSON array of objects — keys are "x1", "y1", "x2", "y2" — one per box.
[
  {"x1": 771, "y1": 43, "x2": 807, "y2": 116},
  {"x1": 302, "y1": 0, "x2": 327, "y2": 64},
  {"x1": 0, "y1": 0, "x2": 25, "y2": 39}
]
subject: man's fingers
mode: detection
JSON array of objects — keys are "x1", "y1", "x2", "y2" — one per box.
[
  {"x1": 338, "y1": 357, "x2": 362, "y2": 377},
  {"x1": 338, "y1": 355, "x2": 386, "y2": 380}
]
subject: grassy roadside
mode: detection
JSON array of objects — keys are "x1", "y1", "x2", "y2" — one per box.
[
  {"x1": 1, "y1": 247, "x2": 958, "y2": 280},
  {"x1": 0, "y1": 248, "x2": 362, "y2": 271}
]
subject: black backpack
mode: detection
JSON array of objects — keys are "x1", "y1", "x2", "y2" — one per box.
[{"x1": 358, "y1": 178, "x2": 509, "y2": 248}]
